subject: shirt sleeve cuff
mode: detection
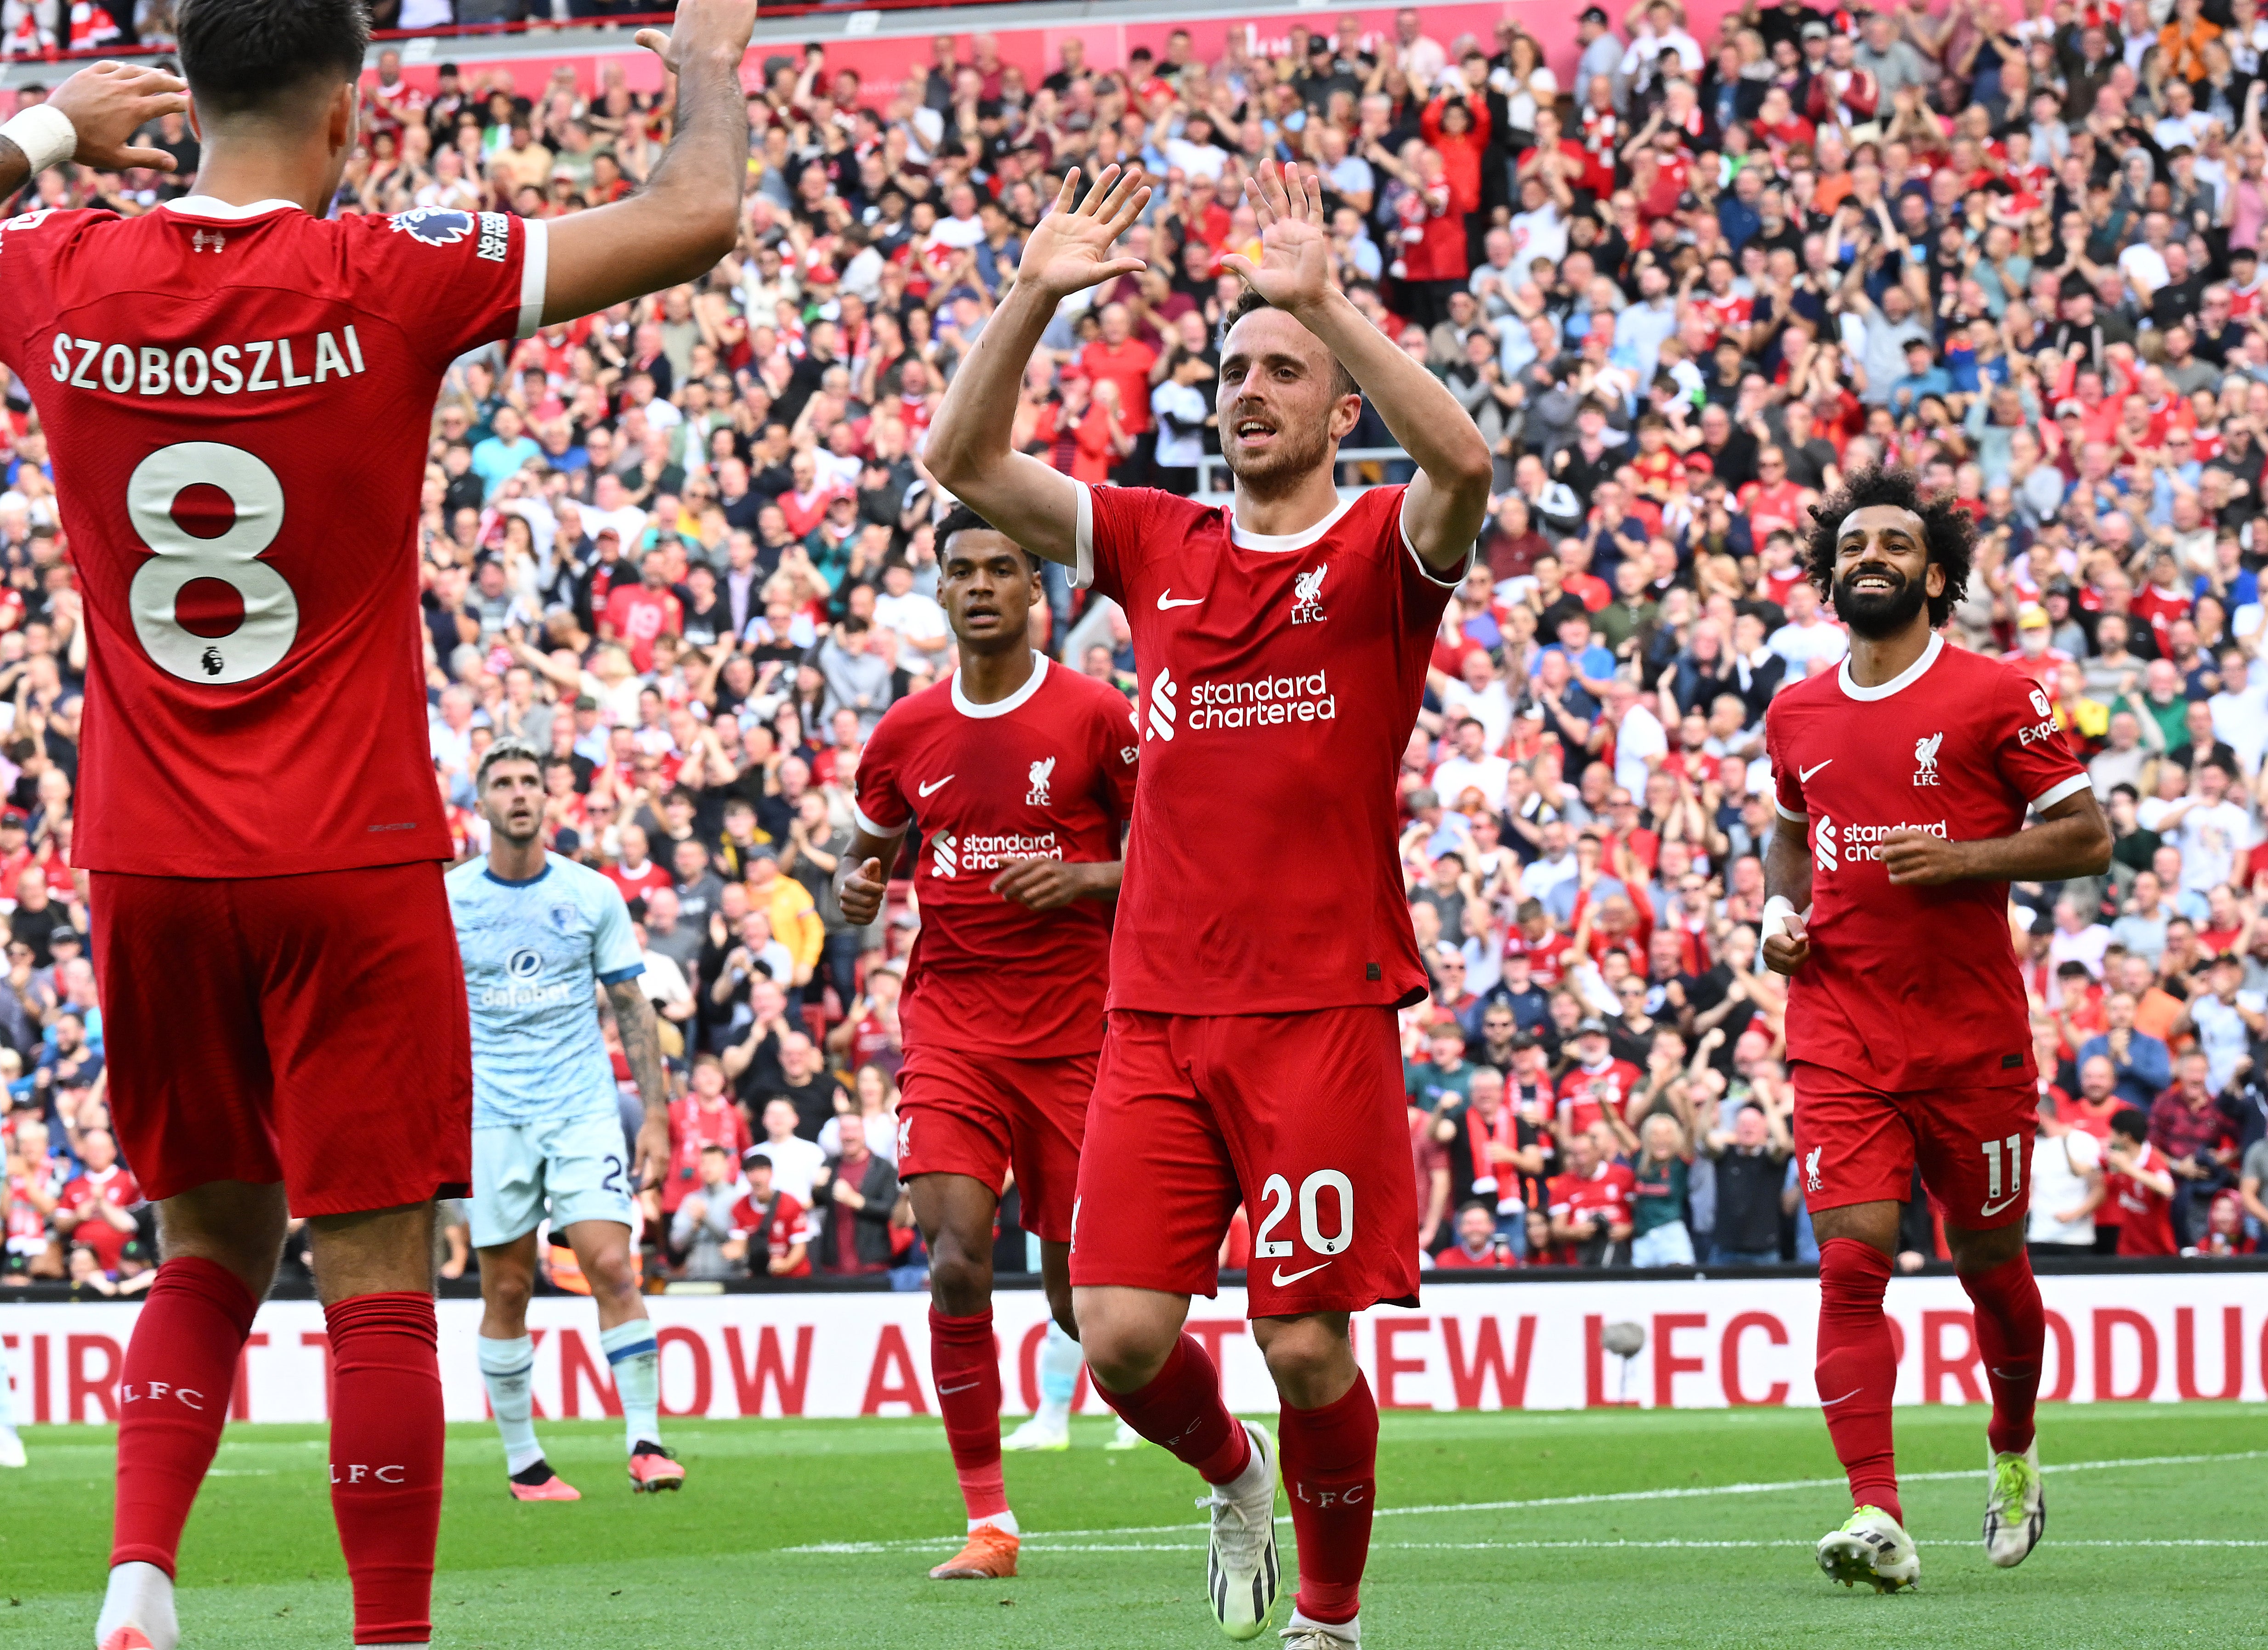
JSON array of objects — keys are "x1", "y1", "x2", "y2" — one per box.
[
  {"x1": 1071, "y1": 479, "x2": 1096, "y2": 592},
  {"x1": 516, "y1": 216, "x2": 550, "y2": 341},
  {"x1": 1775, "y1": 799, "x2": 1808, "y2": 823},
  {"x1": 1401, "y1": 490, "x2": 1473, "y2": 589},
  {"x1": 2030, "y1": 773, "x2": 2092, "y2": 811},
  {"x1": 597, "y1": 962, "x2": 645, "y2": 986},
  {"x1": 852, "y1": 800, "x2": 908, "y2": 839}
]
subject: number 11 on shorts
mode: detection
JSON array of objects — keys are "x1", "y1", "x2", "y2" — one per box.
[{"x1": 1979, "y1": 1133, "x2": 2024, "y2": 1218}]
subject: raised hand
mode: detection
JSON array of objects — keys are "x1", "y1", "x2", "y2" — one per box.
[
  {"x1": 1013, "y1": 164, "x2": 1152, "y2": 302},
  {"x1": 1224, "y1": 159, "x2": 1335, "y2": 316},
  {"x1": 633, "y1": 0, "x2": 763, "y2": 74},
  {"x1": 45, "y1": 62, "x2": 188, "y2": 172}
]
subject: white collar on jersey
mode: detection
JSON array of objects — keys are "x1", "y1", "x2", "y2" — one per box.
[
  {"x1": 159, "y1": 195, "x2": 305, "y2": 220},
  {"x1": 951, "y1": 651, "x2": 1049, "y2": 720},
  {"x1": 1228, "y1": 493, "x2": 1356, "y2": 553},
  {"x1": 1836, "y1": 630, "x2": 1944, "y2": 702}
]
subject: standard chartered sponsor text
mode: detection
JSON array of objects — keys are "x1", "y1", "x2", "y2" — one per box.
[
  {"x1": 1185, "y1": 668, "x2": 1337, "y2": 731},
  {"x1": 1840, "y1": 819, "x2": 1948, "y2": 860}
]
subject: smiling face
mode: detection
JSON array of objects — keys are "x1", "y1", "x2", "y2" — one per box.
[
  {"x1": 1831, "y1": 504, "x2": 1942, "y2": 641},
  {"x1": 1217, "y1": 305, "x2": 1361, "y2": 492}
]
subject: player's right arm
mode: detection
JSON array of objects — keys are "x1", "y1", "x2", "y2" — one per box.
[
  {"x1": 834, "y1": 825, "x2": 902, "y2": 929},
  {"x1": 535, "y1": 0, "x2": 760, "y2": 326},
  {"x1": 0, "y1": 62, "x2": 188, "y2": 198},
  {"x1": 923, "y1": 165, "x2": 1152, "y2": 566}
]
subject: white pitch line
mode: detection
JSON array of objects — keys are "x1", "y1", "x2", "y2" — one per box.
[{"x1": 778, "y1": 1447, "x2": 2268, "y2": 1556}]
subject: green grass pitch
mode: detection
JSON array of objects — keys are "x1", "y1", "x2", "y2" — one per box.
[{"x1": 4, "y1": 1402, "x2": 2260, "y2": 1647}]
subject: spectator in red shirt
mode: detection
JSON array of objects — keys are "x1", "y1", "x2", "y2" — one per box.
[
  {"x1": 603, "y1": 825, "x2": 673, "y2": 911},
  {"x1": 1432, "y1": 1201, "x2": 1513, "y2": 1269},
  {"x1": 1078, "y1": 302, "x2": 1157, "y2": 479},
  {"x1": 1545, "y1": 1128, "x2": 1635, "y2": 1266},
  {"x1": 1554, "y1": 1018, "x2": 1644, "y2": 1141},
  {"x1": 663, "y1": 1055, "x2": 752, "y2": 1214},
  {"x1": 601, "y1": 549, "x2": 685, "y2": 674},
  {"x1": 726, "y1": 1152, "x2": 814, "y2": 1277},
  {"x1": 54, "y1": 1127, "x2": 140, "y2": 1274},
  {"x1": 2103, "y1": 1108, "x2": 2178, "y2": 1255}
]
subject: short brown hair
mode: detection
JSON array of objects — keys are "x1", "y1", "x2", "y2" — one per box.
[{"x1": 1223, "y1": 287, "x2": 1359, "y2": 399}]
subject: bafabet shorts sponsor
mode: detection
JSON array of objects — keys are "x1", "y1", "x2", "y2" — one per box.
[{"x1": 1186, "y1": 668, "x2": 1337, "y2": 732}]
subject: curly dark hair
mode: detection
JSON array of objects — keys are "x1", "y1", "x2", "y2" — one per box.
[
  {"x1": 935, "y1": 502, "x2": 1038, "y2": 572},
  {"x1": 1801, "y1": 464, "x2": 1975, "y2": 630}
]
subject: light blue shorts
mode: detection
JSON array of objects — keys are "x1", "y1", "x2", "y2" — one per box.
[{"x1": 471, "y1": 1113, "x2": 634, "y2": 1248}]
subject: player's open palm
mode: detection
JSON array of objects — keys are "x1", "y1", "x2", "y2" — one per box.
[
  {"x1": 632, "y1": 0, "x2": 762, "y2": 74},
  {"x1": 1015, "y1": 164, "x2": 1151, "y2": 301},
  {"x1": 1224, "y1": 159, "x2": 1335, "y2": 315},
  {"x1": 45, "y1": 61, "x2": 187, "y2": 173}
]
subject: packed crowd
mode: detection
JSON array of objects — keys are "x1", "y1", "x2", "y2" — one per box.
[{"x1": 8, "y1": 0, "x2": 2268, "y2": 1291}]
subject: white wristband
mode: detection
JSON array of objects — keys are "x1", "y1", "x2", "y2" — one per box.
[
  {"x1": 0, "y1": 103, "x2": 76, "y2": 176},
  {"x1": 1760, "y1": 896, "x2": 1798, "y2": 945}
]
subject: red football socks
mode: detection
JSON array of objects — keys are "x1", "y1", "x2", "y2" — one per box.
[
  {"x1": 1094, "y1": 1332, "x2": 1251, "y2": 1485},
  {"x1": 1960, "y1": 1250, "x2": 2045, "y2": 1457},
  {"x1": 929, "y1": 1306, "x2": 1008, "y2": 1524},
  {"x1": 1815, "y1": 1238, "x2": 1901, "y2": 1522},
  {"x1": 1279, "y1": 1371, "x2": 1379, "y2": 1627},
  {"x1": 324, "y1": 1293, "x2": 443, "y2": 1647},
  {"x1": 111, "y1": 1257, "x2": 260, "y2": 1576}
]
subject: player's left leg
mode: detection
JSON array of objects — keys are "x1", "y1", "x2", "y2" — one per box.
[
  {"x1": 308, "y1": 1199, "x2": 449, "y2": 1650},
  {"x1": 1253, "y1": 1311, "x2": 1378, "y2": 1650},
  {"x1": 257, "y1": 862, "x2": 474, "y2": 1649},
  {"x1": 911, "y1": 1170, "x2": 1021, "y2": 1577},
  {"x1": 558, "y1": 1217, "x2": 678, "y2": 1491},
  {"x1": 473, "y1": 1229, "x2": 578, "y2": 1501},
  {"x1": 1204, "y1": 1008, "x2": 1417, "y2": 1650},
  {"x1": 1916, "y1": 1083, "x2": 2049, "y2": 1569}
]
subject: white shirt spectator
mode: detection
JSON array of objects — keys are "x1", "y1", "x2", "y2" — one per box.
[
  {"x1": 1161, "y1": 134, "x2": 1229, "y2": 180},
  {"x1": 1441, "y1": 676, "x2": 1516, "y2": 751},
  {"x1": 2047, "y1": 919, "x2": 2111, "y2": 982},
  {"x1": 1612, "y1": 700, "x2": 1668, "y2": 796},
  {"x1": 2169, "y1": 798, "x2": 2253, "y2": 893},
  {"x1": 2118, "y1": 240, "x2": 2171, "y2": 300},
  {"x1": 1152, "y1": 379, "x2": 1208, "y2": 470},
  {"x1": 819, "y1": 1109, "x2": 901, "y2": 1164},
  {"x1": 1432, "y1": 752, "x2": 1513, "y2": 813},
  {"x1": 1508, "y1": 201, "x2": 1568, "y2": 271},
  {"x1": 2190, "y1": 991, "x2": 2263, "y2": 1093},
  {"x1": 1520, "y1": 848, "x2": 1578, "y2": 905},
  {"x1": 2026, "y1": 1128, "x2": 2101, "y2": 1246},
  {"x1": 752, "y1": 1132, "x2": 826, "y2": 1206},
  {"x1": 2209, "y1": 680, "x2": 2268, "y2": 774},
  {"x1": 927, "y1": 211, "x2": 985, "y2": 251},
  {"x1": 1769, "y1": 616, "x2": 1849, "y2": 672},
  {"x1": 873, "y1": 588, "x2": 950, "y2": 658}
]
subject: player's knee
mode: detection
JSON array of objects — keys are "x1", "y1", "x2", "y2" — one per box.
[
  {"x1": 583, "y1": 1243, "x2": 640, "y2": 1305},
  {"x1": 485, "y1": 1266, "x2": 534, "y2": 1318},
  {"x1": 926, "y1": 1244, "x2": 992, "y2": 1315},
  {"x1": 1075, "y1": 1305, "x2": 1175, "y2": 1391},
  {"x1": 1255, "y1": 1316, "x2": 1355, "y2": 1400}
]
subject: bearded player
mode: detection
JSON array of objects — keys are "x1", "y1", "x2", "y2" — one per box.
[
  {"x1": 833, "y1": 504, "x2": 1135, "y2": 1582},
  {"x1": 927, "y1": 161, "x2": 1492, "y2": 1646},
  {"x1": 449, "y1": 740, "x2": 680, "y2": 1501},
  {"x1": 0, "y1": 0, "x2": 762, "y2": 1644},
  {"x1": 1760, "y1": 467, "x2": 2109, "y2": 1592}
]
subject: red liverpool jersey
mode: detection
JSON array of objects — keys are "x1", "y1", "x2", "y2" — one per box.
[
  {"x1": 1075, "y1": 483, "x2": 1462, "y2": 1013},
  {"x1": 0, "y1": 196, "x2": 547, "y2": 877},
  {"x1": 854, "y1": 654, "x2": 1137, "y2": 1057},
  {"x1": 1765, "y1": 634, "x2": 2088, "y2": 1092}
]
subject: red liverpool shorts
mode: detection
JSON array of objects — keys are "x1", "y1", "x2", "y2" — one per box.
[
  {"x1": 1791, "y1": 1062, "x2": 2038, "y2": 1231},
  {"x1": 896, "y1": 1044, "x2": 1094, "y2": 1243},
  {"x1": 1071, "y1": 1006, "x2": 1420, "y2": 1319},
  {"x1": 91, "y1": 863, "x2": 472, "y2": 1217}
]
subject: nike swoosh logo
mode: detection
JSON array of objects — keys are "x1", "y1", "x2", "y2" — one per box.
[
  {"x1": 1799, "y1": 759, "x2": 1833, "y2": 782},
  {"x1": 1979, "y1": 1194, "x2": 2022, "y2": 1217},
  {"x1": 1819, "y1": 1388, "x2": 1863, "y2": 1407},
  {"x1": 936, "y1": 1380, "x2": 981, "y2": 1395},
  {"x1": 1270, "y1": 1261, "x2": 1332, "y2": 1286},
  {"x1": 917, "y1": 776, "x2": 955, "y2": 797},
  {"x1": 1157, "y1": 590, "x2": 1205, "y2": 610}
]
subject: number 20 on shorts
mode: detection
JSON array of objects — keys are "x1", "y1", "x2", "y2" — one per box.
[{"x1": 1253, "y1": 1169, "x2": 1355, "y2": 1260}]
